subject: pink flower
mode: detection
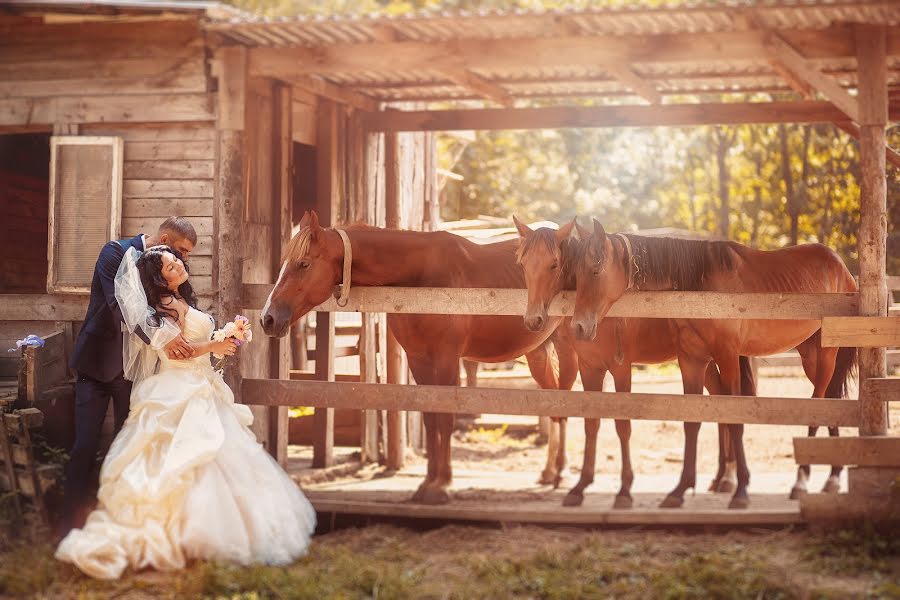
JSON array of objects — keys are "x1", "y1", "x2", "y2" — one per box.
[{"x1": 235, "y1": 315, "x2": 250, "y2": 325}]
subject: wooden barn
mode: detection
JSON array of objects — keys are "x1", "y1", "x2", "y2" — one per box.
[{"x1": 0, "y1": 0, "x2": 898, "y2": 525}]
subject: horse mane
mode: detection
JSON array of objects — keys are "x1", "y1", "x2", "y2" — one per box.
[
  {"x1": 283, "y1": 220, "x2": 373, "y2": 265},
  {"x1": 515, "y1": 228, "x2": 559, "y2": 265},
  {"x1": 626, "y1": 235, "x2": 738, "y2": 291}
]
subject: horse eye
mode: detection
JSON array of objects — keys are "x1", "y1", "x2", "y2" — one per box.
[
  {"x1": 550, "y1": 262, "x2": 558, "y2": 271},
  {"x1": 299, "y1": 260, "x2": 310, "y2": 270},
  {"x1": 592, "y1": 267, "x2": 602, "y2": 276}
]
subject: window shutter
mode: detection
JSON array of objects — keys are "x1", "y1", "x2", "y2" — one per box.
[{"x1": 48, "y1": 136, "x2": 123, "y2": 294}]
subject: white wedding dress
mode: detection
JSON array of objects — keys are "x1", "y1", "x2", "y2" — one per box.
[{"x1": 56, "y1": 307, "x2": 316, "y2": 580}]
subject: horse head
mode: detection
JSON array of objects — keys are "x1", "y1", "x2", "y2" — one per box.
[
  {"x1": 514, "y1": 216, "x2": 576, "y2": 333},
  {"x1": 571, "y1": 218, "x2": 630, "y2": 341},
  {"x1": 261, "y1": 210, "x2": 343, "y2": 338}
]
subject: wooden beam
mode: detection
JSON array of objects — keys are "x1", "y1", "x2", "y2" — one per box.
[
  {"x1": 441, "y1": 69, "x2": 514, "y2": 107},
  {"x1": 249, "y1": 51, "x2": 379, "y2": 112},
  {"x1": 247, "y1": 28, "x2": 879, "y2": 78},
  {"x1": 603, "y1": 64, "x2": 661, "y2": 105},
  {"x1": 793, "y1": 437, "x2": 900, "y2": 467},
  {"x1": 363, "y1": 101, "x2": 900, "y2": 132},
  {"x1": 821, "y1": 317, "x2": 900, "y2": 348},
  {"x1": 242, "y1": 285, "x2": 858, "y2": 319},
  {"x1": 766, "y1": 57, "x2": 813, "y2": 99},
  {"x1": 856, "y1": 23, "x2": 890, "y2": 437},
  {"x1": 800, "y1": 493, "x2": 897, "y2": 523},
  {"x1": 763, "y1": 32, "x2": 859, "y2": 122},
  {"x1": 241, "y1": 379, "x2": 861, "y2": 427}
]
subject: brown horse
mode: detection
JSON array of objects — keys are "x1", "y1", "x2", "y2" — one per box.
[
  {"x1": 570, "y1": 220, "x2": 857, "y2": 509},
  {"x1": 514, "y1": 218, "x2": 755, "y2": 509},
  {"x1": 261, "y1": 211, "x2": 578, "y2": 504}
]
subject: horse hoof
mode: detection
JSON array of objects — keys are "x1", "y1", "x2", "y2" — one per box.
[
  {"x1": 707, "y1": 478, "x2": 720, "y2": 492},
  {"x1": 562, "y1": 492, "x2": 584, "y2": 507},
  {"x1": 552, "y1": 475, "x2": 565, "y2": 490},
  {"x1": 659, "y1": 495, "x2": 684, "y2": 509},
  {"x1": 419, "y1": 486, "x2": 451, "y2": 506},
  {"x1": 728, "y1": 495, "x2": 750, "y2": 510},
  {"x1": 822, "y1": 479, "x2": 841, "y2": 494},
  {"x1": 538, "y1": 470, "x2": 558, "y2": 486},
  {"x1": 716, "y1": 479, "x2": 736, "y2": 494},
  {"x1": 788, "y1": 487, "x2": 807, "y2": 500},
  {"x1": 613, "y1": 494, "x2": 633, "y2": 510}
]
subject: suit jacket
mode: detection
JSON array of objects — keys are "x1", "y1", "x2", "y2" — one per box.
[{"x1": 70, "y1": 234, "x2": 147, "y2": 382}]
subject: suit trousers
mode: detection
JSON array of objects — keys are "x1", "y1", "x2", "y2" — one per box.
[{"x1": 60, "y1": 372, "x2": 133, "y2": 533}]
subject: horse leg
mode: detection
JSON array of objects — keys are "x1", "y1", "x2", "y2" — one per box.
[
  {"x1": 703, "y1": 363, "x2": 736, "y2": 494},
  {"x1": 709, "y1": 353, "x2": 752, "y2": 509},
  {"x1": 814, "y1": 345, "x2": 841, "y2": 494},
  {"x1": 790, "y1": 341, "x2": 818, "y2": 499},
  {"x1": 564, "y1": 367, "x2": 606, "y2": 507},
  {"x1": 610, "y1": 367, "x2": 634, "y2": 509},
  {"x1": 408, "y1": 358, "x2": 459, "y2": 505},
  {"x1": 412, "y1": 411, "x2": 439, "y2": 503},
  {"x1": 660, "y1": 355, "x2": 708, "y2": 509},
  {"x1": 526, "y1": 342, "x2": 566, "y2": 487}
]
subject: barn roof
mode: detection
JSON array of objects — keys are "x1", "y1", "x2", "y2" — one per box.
[
  {"x1": 5, "y1": 0, "x2": 899, "y2": 109},
  {"x1": 201, "y1": 1, "x2": 900, "y2": 106}
]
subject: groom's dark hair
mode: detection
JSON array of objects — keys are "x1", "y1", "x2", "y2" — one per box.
[{"x1": 158, "y1": 216, "x2": 197, "y2": 245}]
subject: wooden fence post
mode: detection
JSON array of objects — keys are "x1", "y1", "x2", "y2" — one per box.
[
  {"x1": 855, "y1": 24, "x2": 889, "y2": 436},
  {"x1": 213, "y1": 47, "x2": 246, "y2": 404},
  {"x1": 384, "y1": 131, "x2": 406, "y2": 470}
]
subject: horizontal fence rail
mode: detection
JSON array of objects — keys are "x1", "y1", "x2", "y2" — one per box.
[
  {"x1": 243, "y1": 285, "x2": 859, "y2": 320},
  {"x1": 241, "y1": 379, "x2": 861, "y2": 427},
  {"x1": 822, "y1": 316, "x2": 900, "y2": 348}
]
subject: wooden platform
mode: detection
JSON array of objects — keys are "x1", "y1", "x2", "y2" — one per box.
[
  {"x1": 305, "y1": 489, "x2": 802, "y2": 527},
  {"x1": 300, "y1": 467, "x2": 807, "y2": 528}
]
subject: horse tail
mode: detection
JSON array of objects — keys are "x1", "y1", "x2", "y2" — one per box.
[{"x1": 826, "y1": 345, "x2": 858, "y2": 399}]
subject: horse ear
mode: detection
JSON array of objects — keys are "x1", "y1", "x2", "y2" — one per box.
[
  {"x1": 590, "y1": 219, "x2": 608, "y2": 255},
  {"x1": 307, "y1": 210, "x2": 324, "y2": 242},
  {"x1": 592, "y1": 219, "x2": 607, "y2": 244},
  {"x1": 575, "y1": 219, "x2": 590, "y2": 240},
  {"x1": 513, "y1": 215, "x2": 533, "y2": 238},
  {"x1": 555, "y1": 218, "x2": 576, "y2": 242},
  {"x1": 298, "y1": 211, "x2": 311, "y2": 229}
]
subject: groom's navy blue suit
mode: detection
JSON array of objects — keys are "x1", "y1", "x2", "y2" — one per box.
[{"x1": 62, "y1": 234, "x2": 147, "y2": 534}]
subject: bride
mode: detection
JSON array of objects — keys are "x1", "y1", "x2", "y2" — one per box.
[{"x1": 56, "y1": 246, "x2": 316, "y2": 580}]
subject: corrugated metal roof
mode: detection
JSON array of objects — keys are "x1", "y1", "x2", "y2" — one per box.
[{"x1": 202, "y1": 1, "x2": 900, "y2": 106}]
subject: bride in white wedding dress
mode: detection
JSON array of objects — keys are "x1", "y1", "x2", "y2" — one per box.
[{"x1": 56, "y1": 246, "x2": 316, "y2": 580}]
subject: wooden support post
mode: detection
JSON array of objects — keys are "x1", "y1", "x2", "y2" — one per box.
[
  {"x1": 213, "y1": 47, "x2": 247, "y2": 402},
  {"x1": 312, "y1": 99, "x2": 338, "y2": 468},
  {"x1": 267, "y1": 83, "x2": 293, "y2": 466},
  {"x1": 384, "y1": 131, "x2": 405, "y2": 470},
  {"x1": 855, "y1": 24, "x2": 889, "y2": 436},
  {"x1": 313, "y1": 313, "x2": 335, "y2": 468},
  {"x1": 360, "y1": 313, "x2": 379, "y2": 462}
]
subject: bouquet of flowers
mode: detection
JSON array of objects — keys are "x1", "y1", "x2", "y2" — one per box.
[{"x1": 212, "y1": 315, "x2": 252, "y2": 370}]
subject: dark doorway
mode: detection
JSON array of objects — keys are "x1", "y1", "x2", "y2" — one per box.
[
  {"x1": 0, "y1": 133, "x2": 50, "y2": 294},
  {"x1": 292, "y1": 142, "x2": 316, "y2": 226}
]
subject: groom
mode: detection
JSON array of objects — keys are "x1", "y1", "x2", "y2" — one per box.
[{"x1": 60, "y1": 216, "x2": 198, "y2": 536}]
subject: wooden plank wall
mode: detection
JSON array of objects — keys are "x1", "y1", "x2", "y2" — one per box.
[
  {"x1": 83, "y1": 123, "x2": 216, "y2": 312},
  {"x1": 0, "y1": 20, "x2": 213, "y2": 129},
  {"x1": 0, "y1": 18, "x2": 216, "y2": 349}
]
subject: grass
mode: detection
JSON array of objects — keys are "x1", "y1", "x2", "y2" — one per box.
[{"x1": 3, "y1": 524, "x2": 899, "y2": 599}]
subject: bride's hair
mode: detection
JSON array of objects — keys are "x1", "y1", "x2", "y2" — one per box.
[{"x1": 136, "y1": 246, "x2": 198, "y2": 323}]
